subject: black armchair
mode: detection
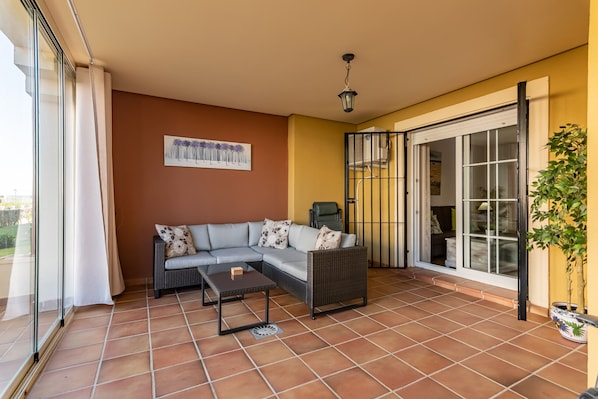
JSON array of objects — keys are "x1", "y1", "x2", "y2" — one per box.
[{"x1": 309, "y1": 202, "x2": 342, "y2": 231}]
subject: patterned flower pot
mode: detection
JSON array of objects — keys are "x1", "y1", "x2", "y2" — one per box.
[{"x1": 550, "y1": 302, "x2": 588, "y2": 344}]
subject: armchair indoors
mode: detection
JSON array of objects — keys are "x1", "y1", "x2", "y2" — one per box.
[{"x1": 309, "y1": 202, "x2": 343, "y2": 231}]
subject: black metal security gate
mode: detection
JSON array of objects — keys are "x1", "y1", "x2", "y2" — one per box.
[{"x1": 345, "y1": 131, "x2": 407, "y2": 268}]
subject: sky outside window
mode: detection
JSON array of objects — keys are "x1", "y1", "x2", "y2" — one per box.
[{"x1": 0, "y1": 30, "x2": 33, "y2": 200}]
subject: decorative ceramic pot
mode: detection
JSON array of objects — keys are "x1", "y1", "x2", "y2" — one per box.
[{"x1": 550, "y1": 302, "x2": 588, "y2": 344}]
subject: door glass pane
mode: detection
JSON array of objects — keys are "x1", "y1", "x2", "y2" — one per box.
[
  {"x1": 63, "y1": 64, "x2": 75, "y2": 312},
  {"x1": 0, "y1": 1, "x2": 35, "y2": 394},
  {"x1": 468, "y1": 132, "x2": 487, "y2": 163},
  {"x1": 463, "y1": 126, "x2": 518, "y2": 278},
  {"x1": 36, "y1": 25, "x2": 62, "y2": 347},
  {"x1": 413, "y1": 138, "x2": 456, "y2": 266},
  {"x1": 497, "y1": 163, "x2": 517, "y2": 199}
]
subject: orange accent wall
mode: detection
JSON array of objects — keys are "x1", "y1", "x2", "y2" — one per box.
[{"x1": 112, "y1": 91, "x2": 288, "y2": 280}]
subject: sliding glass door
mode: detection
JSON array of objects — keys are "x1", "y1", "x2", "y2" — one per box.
[
  {"x1": 0, "y1": 0, "x2": 36, "y2": 391},
  {"x1": 36, "y1": 19, "x2": 63, "y2": 349},
  {"x1": 411, "y1": 106, "x2": 520, "y2": 290},
  {"x1": 0, "y1": 0, "x2": 74, "y2": 396}
]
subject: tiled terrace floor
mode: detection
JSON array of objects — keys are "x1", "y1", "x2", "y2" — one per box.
[{"x1": 27, "y1": 268, "x2": 588, "y2": 399}]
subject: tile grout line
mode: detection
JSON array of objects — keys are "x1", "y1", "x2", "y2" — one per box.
[
  {"x1": 268, "y1": 318, "x2": 348, "y2": 399},
  {"x1": 390, "y1": 279, "x2": 533, "y2": 397},
  {"x1": 502, "y1": 325, "x2": 589, "y2": 396},
  {"x1": 305, "y1": 275, "x2": 577, "y2": 397},
  {"x1": 176, "y1": 289, "x2": 218, "y2": 399},
  {"x1": 235, "y1": 336, "x2": 284, "y2": 398},
  {"x1": 144, "y1": 280, "x2": 158, "y2": 399},
  {"x1": 334, "y1": 318, "x2": 424, "y2": 396},
  {"x1": 354, "y1": 286, "x2": 468, "y2": 398},
  {"x1": 26, "y1": 270, "x2": 588, "y2": 398},
  {"x1": 365, "y1": 284, "x2": 527, "y2": 397},
  {"x1": 466, "y1": 325, "x2": 585, "y2": 397},
  {"x1": 89, "y1": 300, "x2": 116, "y2": 398},
  {"x1": 322, "y1": 292, "x2": 477, "y2": 396},
  {"x1": 236, "y1": 294, "x2": 316, "y2": 399}
]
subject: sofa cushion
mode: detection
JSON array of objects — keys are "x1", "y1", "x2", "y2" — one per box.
[
  {"x1": 260, "y1": 247, "x2": 306, "y2": 268},
  {"x1": 188, "y1": 224, "x2": 211, "y2": 251},
  {"x1": 340, "y1": 233, "x2": 357, "y2": 248},
  {"x1": 155, "y1": 224, "x2": 197, "y2": 258},
  {"x1": 209, "y1": 247, "x2": 263, "y2": 264},
  {"x1": 288, "y1": 224, "x2": 320, "y2": 253},
  {"x1": 208, "y1": 223, "x2": 248, "y2": 249},
  {"x1": 250, "y1": 245, "x2": 283, "y2": 256},
  {"x1": 258, "y1": 219, "x2": 291, "y2": 249},
  {"x1": 280, "y1": 260, "x2": 308, "y2": 282},
  {"x1": 165, "y1": 251, "x2": 215, "y2": 270},
  {"x1": 248, "y1": 221, "x2": 264, "y2": 246},
  {"x1": 315, "y1": 225, "x2": 342, "y2": 250},
  {"x1": 288, "y1": 223, "x2": 302, "y2": 247}
]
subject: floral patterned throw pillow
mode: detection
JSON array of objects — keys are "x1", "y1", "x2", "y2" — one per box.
[
  {"x1": 258, "y1": 219, "x2": 291, "y2": 249},
  {"x1": 315, "y1": 225, "x2": 342, "y2": 250},
  {"x1": 155, "y1": 224, "x2": 197, "y2": 258}
]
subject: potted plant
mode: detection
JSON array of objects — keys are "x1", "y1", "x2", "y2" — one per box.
[{"x1": 526, "y1": 123, "x2": 587, "y2": 343}]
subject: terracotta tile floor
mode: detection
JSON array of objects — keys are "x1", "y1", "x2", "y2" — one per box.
[{"x1": 27, "y1": 268, "x2": 588, "y2": 399}]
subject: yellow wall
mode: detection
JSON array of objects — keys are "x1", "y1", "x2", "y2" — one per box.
[
  {"x1": 354, "y1": 44, "x2": 594, "y2": 381},
  {"x1": 288, "y1": 51, "x2": 591, "y2": 367},
  {"x1": 360, "y1": 46, "x2": 588, "y2": 309},
  {"x1": 586, "y1": 0, "x2": 597, "y2": 385},
  {"x1": 287, "y1": 115, "x2": 355, "y2": 224},
  {"x1": 360, "y1": 46, "x2": 587, "y2": 132}
]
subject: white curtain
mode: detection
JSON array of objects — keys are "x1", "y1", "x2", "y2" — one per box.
[
  {"x1": 419, "y1": 144, "x2": 431, "y2": 262},
  {"x1": 74, "y1": 66, "x2": 125, "y2": 306}
]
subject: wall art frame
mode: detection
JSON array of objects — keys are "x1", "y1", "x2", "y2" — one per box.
[{"x1": 164, "y1": 135, "x2": 251, "y2": 171}]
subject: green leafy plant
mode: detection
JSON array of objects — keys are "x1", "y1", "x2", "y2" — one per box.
[{"x1": 526, "y1": 123, "x2": 587, "y2": 312}]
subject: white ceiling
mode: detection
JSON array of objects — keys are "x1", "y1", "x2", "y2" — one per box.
[{"x1": 41, "y1": 0, "x2": 589, "y2": 124}]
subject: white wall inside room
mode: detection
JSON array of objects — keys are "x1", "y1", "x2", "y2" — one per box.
[{"x1": 429, "y1": 138, "x2": 456, "y2": 207}]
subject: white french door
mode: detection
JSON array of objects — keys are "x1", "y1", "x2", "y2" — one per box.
[{"x1": 411, "y1": 106, "x2": 519, "y2": 290}]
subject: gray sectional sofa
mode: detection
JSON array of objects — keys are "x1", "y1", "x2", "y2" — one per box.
[{"x1": 153, "y1": 221, "x2": 368, "y2": 318}]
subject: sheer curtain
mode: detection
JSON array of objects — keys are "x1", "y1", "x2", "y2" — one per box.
[{"x1": 74, "y1": 65, "x2": 125, "y2": 305}]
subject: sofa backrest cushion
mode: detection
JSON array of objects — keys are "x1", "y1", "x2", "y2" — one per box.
[
  {"x1": 248, "y1": 221, "x2": 265, "y2": 246},
  {"x1": 288, "y1": 223, "x2": 301, "y2": 247},
  {"x1": 340, "y1": 233, "x2": 357, "y2": 248},
  {"x1": 188, "y1": 224, "x2": 211, "y2": 251},
  {"x1": 288, "y1": 224, "x2": 320, "y2": 253},
  {"x1": 208, "y1": 223, "x2": 248, "y2": 249}
]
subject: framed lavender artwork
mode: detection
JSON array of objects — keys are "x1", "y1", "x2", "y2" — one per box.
[{"x1": 164, "y1": 135, "x2": 251, "y2": 171}]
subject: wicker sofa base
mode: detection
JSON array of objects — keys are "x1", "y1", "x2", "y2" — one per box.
[
  {"x1": 262, "y1": 245, "x2": 368, "y2": 318},
  {"x1": 154, "y1": 267, "x2": 203, "y2": 299}
]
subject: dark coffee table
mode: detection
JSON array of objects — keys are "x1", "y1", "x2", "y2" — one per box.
[{"x1": 197, "y1": 262, "x2": 277, "y2": 335}]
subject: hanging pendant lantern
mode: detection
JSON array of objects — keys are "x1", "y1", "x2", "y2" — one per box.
[{"x1": 338, "y1": 53, "x2": 358, "y2": 112}]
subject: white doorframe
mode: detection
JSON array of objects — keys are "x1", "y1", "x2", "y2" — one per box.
[{"x1": 395, "y1": 77, "x2": 549, "y2": 309}]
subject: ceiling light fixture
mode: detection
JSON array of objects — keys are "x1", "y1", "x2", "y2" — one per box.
[{"x1": 338, "y1": 53, "x2": 358, "y2": 113}]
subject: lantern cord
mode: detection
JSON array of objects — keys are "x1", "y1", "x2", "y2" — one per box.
[{"x1": 344, "y1": 62, "x2": 352, "y2": 89}]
